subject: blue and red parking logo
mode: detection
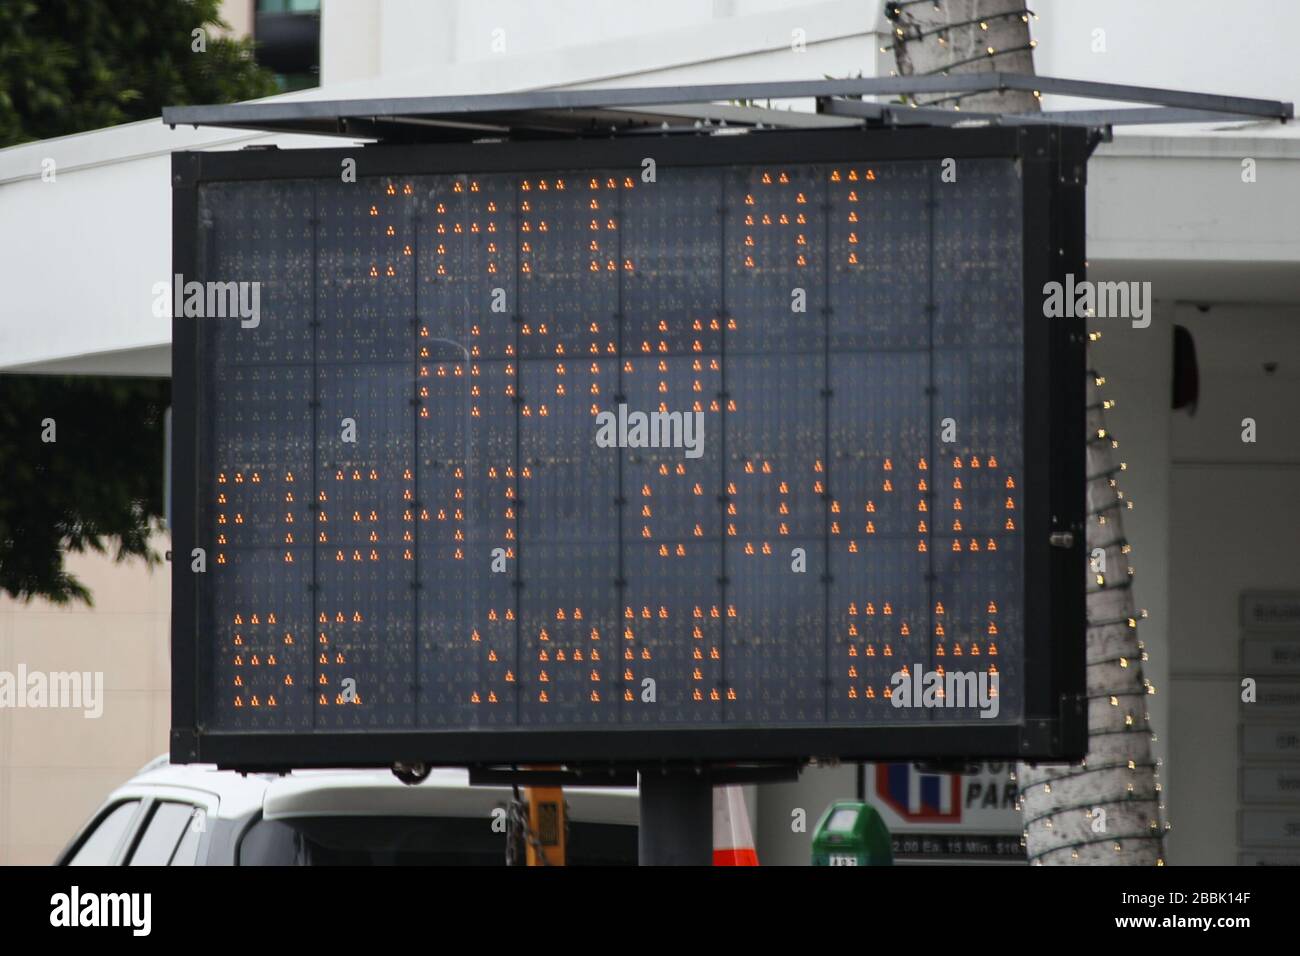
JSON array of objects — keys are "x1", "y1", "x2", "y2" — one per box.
[{"x1": 876, "y1": 763, "x2": 963, "y2": 823}]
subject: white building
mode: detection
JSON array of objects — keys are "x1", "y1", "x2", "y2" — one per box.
[{"x1": 1, "y1": 0, "x2": 1297, "y2": 865}]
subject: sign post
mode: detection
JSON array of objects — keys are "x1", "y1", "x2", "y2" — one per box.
[{"x1": 638, "y1": 770, "x2": 713, "y2": 866}]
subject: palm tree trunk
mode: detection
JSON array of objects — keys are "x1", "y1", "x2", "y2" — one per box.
[
  {"x1": 1016, "y1": 371, "x2": 1167, "y2": 864},
  {"x1": 886, "y1": 0, "x2": 1040, "y2": 113},
  {"x1": 885, "y1": 0, "x2": 1167, "y2": 864}
]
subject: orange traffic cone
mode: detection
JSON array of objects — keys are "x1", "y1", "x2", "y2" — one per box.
[{"x1": 712, "y1": 785, "x2": 759, "y2": 866}]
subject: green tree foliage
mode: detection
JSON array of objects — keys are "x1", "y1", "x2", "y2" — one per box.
[
  {"x1": 0, "y1": 377, "x2": 170, "y2": 604},
  {"x1": 0, "y1": 2, "x2": 271, "y2": 601},
  {"x1": 0, "y1": 0, "x2": 277, "y2": 147}
]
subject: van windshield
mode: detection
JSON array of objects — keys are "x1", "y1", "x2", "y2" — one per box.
[{"x1": 238, "y1": 815, "x2": 636, "y2": 866}]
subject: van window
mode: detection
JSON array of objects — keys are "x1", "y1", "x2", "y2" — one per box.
[
  {"x1": 170, "y1": 809, "x2": 207, "y2": 865},
  {"x1": 238, "y1": 816, "x2": 637, "y2": 865},
  {"x1": 129, "y1": 802, "x2": 199, "y2": 866},
  {"x1": 68, "y1": 801, "x2": 141, "y2": 866}
]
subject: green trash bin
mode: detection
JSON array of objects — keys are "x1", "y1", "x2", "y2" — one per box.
[{"x1": 811, "y1": 801, "x2": 893, "y2": 866}]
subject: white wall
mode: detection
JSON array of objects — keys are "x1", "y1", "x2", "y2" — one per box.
[
  {"x1": 0, "y1": 537, "x2": 172, "y2": 864},
  {"x1": 1033, "y1": 0, "x2": 1300, "y2": 133},
  {"x1": 1164, "y1": 304, "x2": 1300, "y2": 865},
  {"x1": 322, "y1": 0, "x2": 883, "y2": 89},
  {"x1": 0, "y1": 153, "x2": 172, "y2": 368}
]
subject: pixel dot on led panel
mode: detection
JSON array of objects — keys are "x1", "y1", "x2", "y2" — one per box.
[{"x1": 197, "y1": 158, "x2": 1024, "y2": 735}]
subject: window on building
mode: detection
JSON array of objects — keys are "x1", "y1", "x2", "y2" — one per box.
[{"x1": 254, "y1": 0, "x2": 321, "y2": 92}]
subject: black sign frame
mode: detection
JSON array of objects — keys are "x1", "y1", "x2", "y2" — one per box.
[{"x1": 172, "y1": 125, "x2": 1087, "y2": 770}]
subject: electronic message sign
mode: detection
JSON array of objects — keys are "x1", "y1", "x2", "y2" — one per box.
[{"x1": 171, "y1": 127, "x2": 1087, "y2": 769}]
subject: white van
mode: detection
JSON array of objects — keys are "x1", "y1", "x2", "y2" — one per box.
[{"x1": 56, "y1": 756, "x2": 638, "y2": 866}]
